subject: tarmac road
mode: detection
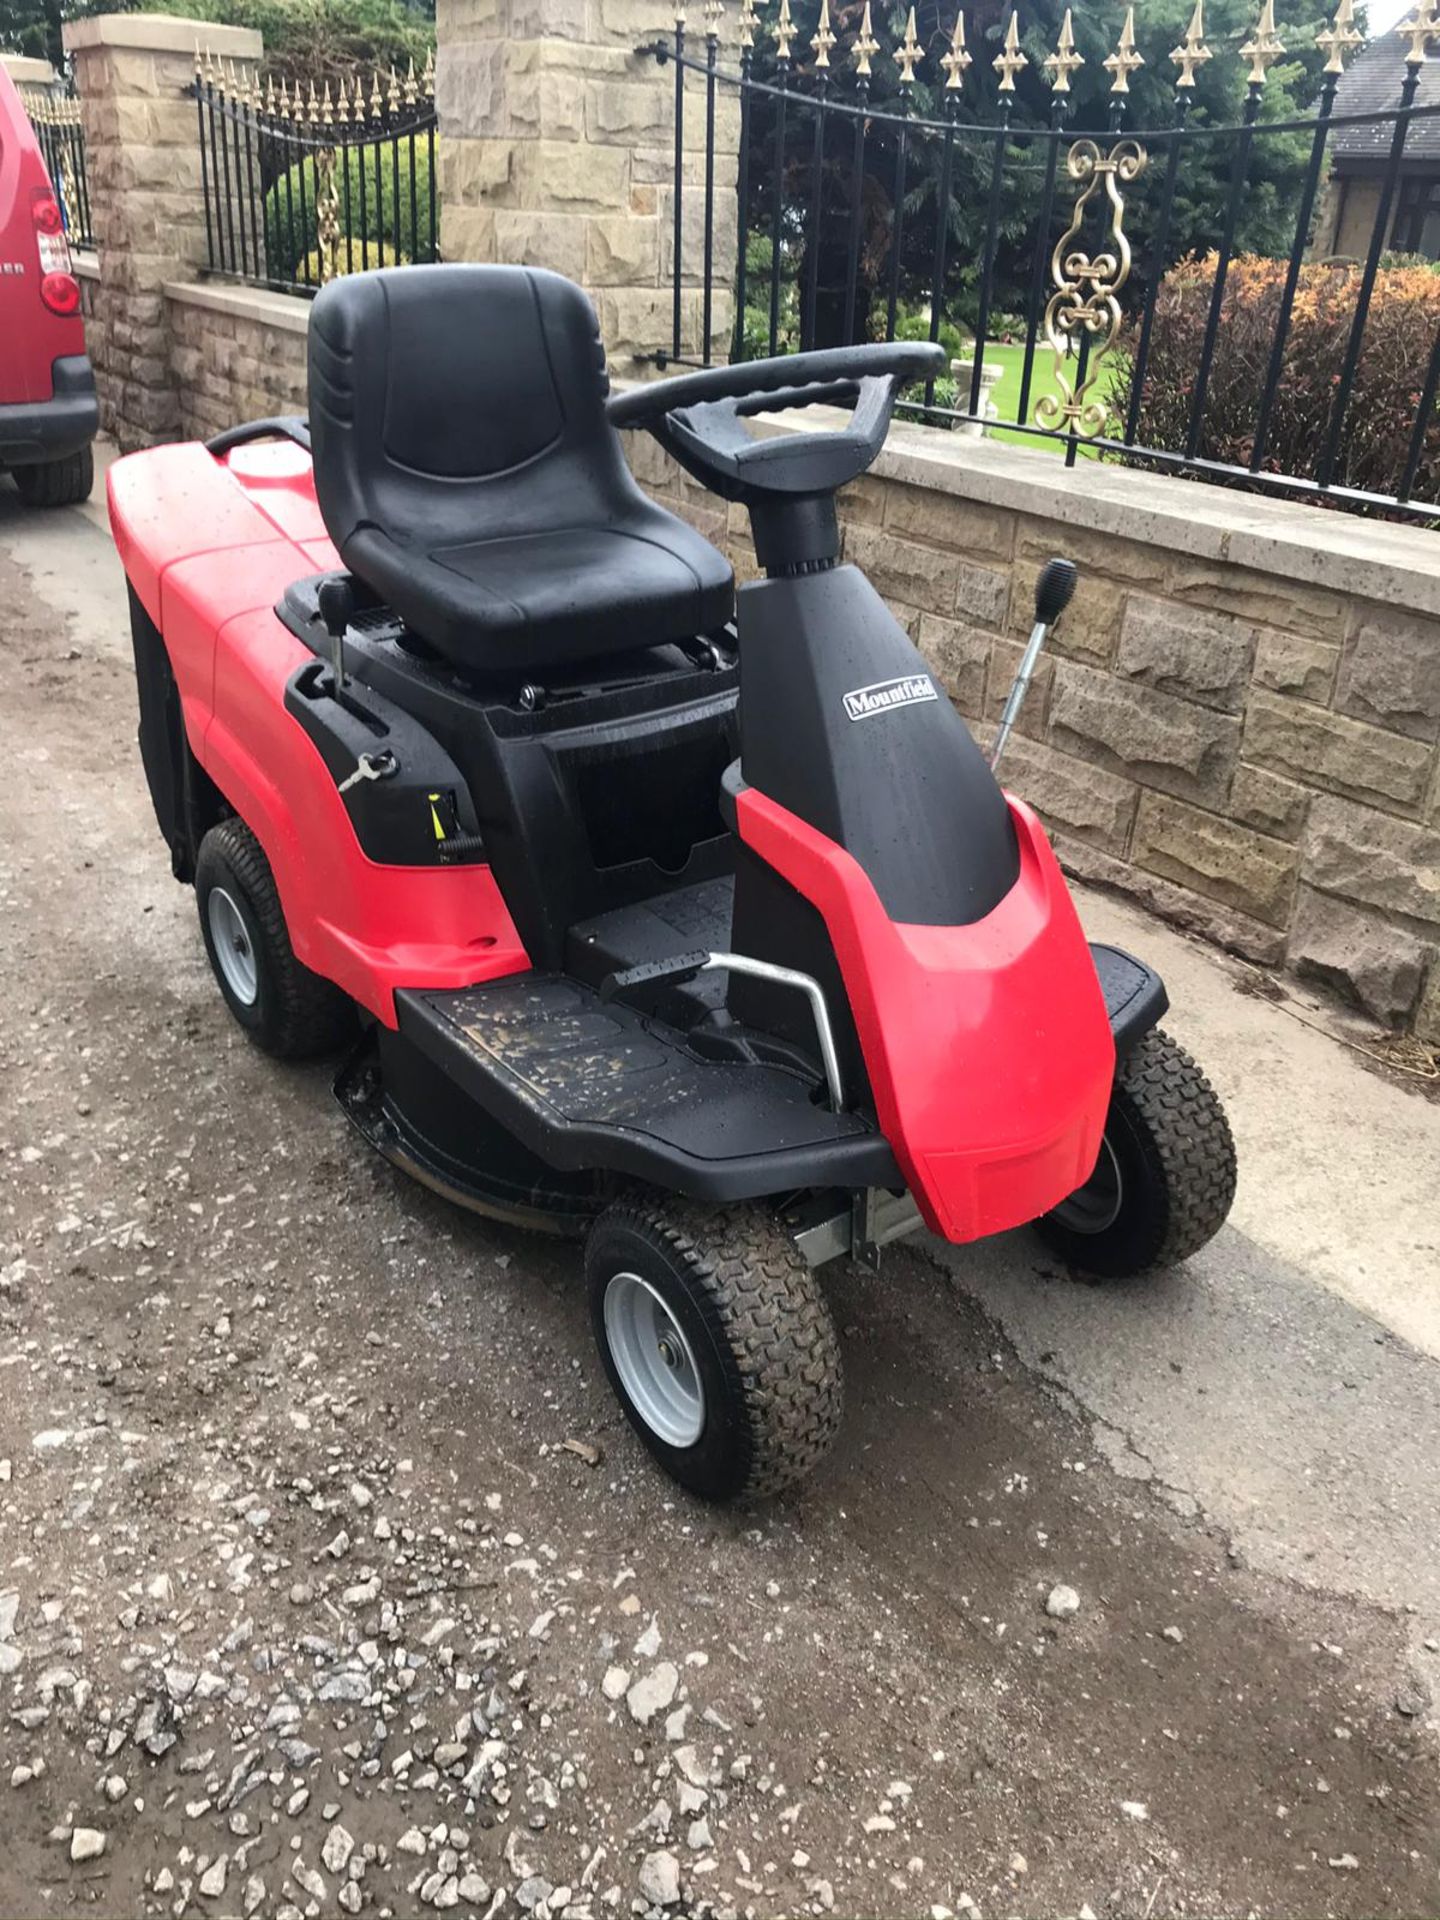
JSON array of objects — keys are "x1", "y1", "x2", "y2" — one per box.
[{"x1": 0, "y1": 453, "x2": 1437, "y2": 1920}]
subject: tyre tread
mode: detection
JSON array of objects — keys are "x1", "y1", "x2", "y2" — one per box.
[
  {"x1": 14, "y1": 445, "x2": 93, "y2": 508},
  {"x1": 197, "y1": 818, "x2": 352, "y2": 1059},
  {"x1": 596, "y1": 1197, "x2": 843, "y2": 1499},
  {"x1": 1116, "y1": 1026, "x2": 1236, "y2": 1268}
]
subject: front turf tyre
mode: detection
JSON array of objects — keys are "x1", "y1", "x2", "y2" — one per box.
[
  {"x1": 13, "y1": 445, "x2": 93, "y2": 508},
  {"x1": 194, "y1": 818, "x2": 354, "y2": 1060},
  {"x1": 1032, "y1": 1026, "x2": 1236, "y2": 1278},
  {"x1": 586, "y1": 1197, "x2": 844, "y2": 1502}
]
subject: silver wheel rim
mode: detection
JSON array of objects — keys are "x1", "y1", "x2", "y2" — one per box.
[
  {"x1": 207, "y1": 887, "x2": 259, "y2": 1007},
  {"x1": 603, "y1": 1271, "x2": 706, "y2": 1449},
  {"x1": 1050, "y1": 1135, "x2": 1124, "y2": 1235}
]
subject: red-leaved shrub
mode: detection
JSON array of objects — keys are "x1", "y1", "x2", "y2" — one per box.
[{"x1": 1112, "y1": 253, "x2": 1440, "y2": 509}]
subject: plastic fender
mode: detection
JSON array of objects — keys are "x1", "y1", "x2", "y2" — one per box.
[
  {"x1": 202, "y1": 602, "x2": 529, "y2": 1024},
  {"x1": 736, "y1": 788, "x2": 1115, "y2": 1244},
  {"x1": 109, "y1": 438, "x2": 529, "y2": 1025}
]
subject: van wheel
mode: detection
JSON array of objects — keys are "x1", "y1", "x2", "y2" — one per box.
[
  {"x1": 194, "y1": 818, "x2": 354, "y2": 1059},
  {"x1": 587, "y1": 1198, "x2": 844, "y2": 1502},
  {"x1": 14, "y1": 446, "x2": 93, "y2": 508}
]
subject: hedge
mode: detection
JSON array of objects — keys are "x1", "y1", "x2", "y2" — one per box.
[
  {"x1": 263, "y1": 137, "x2": 435, "y2": 286},
  {"x1": 1112, "y1": 252, "x2": 1440, "y2": 506}
]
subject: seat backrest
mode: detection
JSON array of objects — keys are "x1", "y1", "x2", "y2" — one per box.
[{"x1": 308, "y1": 264, "x2": 636, "y2": 565}]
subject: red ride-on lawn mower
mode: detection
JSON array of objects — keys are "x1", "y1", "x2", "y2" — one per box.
[{"x1": 110, "y1": 265, "x2": 1236, "y2": 1501}]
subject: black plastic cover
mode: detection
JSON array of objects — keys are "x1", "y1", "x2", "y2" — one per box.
[
  {"x1": 398, "y1": 975, "x2": 900, "y2": 1202},
  {"x1": 283, "y1": 658, "x2": 483, "y2": 866},
  {"x1": 737, "y1": 566, "x2": 1020, "y2": 926},
  {"x1": 1091, "y1": 943, "x2": 1169, "y2": 1055}
]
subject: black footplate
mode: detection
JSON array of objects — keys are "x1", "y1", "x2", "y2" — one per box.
[
  {"x1": 1091, "y1": 943, "x2": 1168, "y2": 1054},
  {"x1": 396, "y1": 976, "x2": 901, "y2": 1203}
]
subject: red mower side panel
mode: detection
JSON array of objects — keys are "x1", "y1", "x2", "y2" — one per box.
[
  {"x1": 109, "y1": 440, "x2": 530, "y2": 1025},
  {"x1": 737, "y1": 788, "x2": 1114, "y2": 1244}
]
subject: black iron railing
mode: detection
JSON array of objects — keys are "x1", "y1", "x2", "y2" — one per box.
[
  {"x1": 192, "y1": 53, "x2": 438, "y2": 297},
  {"x1": 20, "y1": 84, "x2": 95, "y2": 251},
  {"x1": 647, "y1": 0, "x2": 1440, "y2": 521}
]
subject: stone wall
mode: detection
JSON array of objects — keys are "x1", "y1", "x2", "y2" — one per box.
[
  {"x1": 62, "y1": 0, "x2": 1438, "y2": 1046},
  {"x1": 166, "y1": 283, "x2": 308, "y2": 439},
  {"x1": 2, "y1": 53, "x2": 61, "y2": 84},
  {"x1": 63, "y1": 13, "x2": 262, "y2": 451},
  {"x1": 436, "y1": 0, "x2": 739, "y2": 373},
  {"x1": 632, "y1": 419, "x2": 1440, "y2": 1044}
]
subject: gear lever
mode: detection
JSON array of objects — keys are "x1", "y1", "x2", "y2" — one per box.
[
  {"x1": 989, "y1": 556, "x2": 1078, "y2": 772},
  {"x1": 316, "y1": 575, "x2": 355, "y2": 693}
]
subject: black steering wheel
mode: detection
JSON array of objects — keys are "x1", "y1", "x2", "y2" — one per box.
[{"x1": 606, "y1": 342, "x2": 947, "y2": 506}]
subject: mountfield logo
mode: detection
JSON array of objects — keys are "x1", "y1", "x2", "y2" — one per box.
[{"x1": 842, "y1": 674, "x2": 938, "y2": 722}]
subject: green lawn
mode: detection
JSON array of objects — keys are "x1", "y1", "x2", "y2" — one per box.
[{"x1": 962, "y1": 341, "x2": 1124, "y2": 458}]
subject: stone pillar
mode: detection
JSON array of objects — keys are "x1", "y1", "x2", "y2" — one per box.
[
  {"x1": 436, "y1": 0, "x2": 739, "y2": 374},
  {"x1": 1, "y1": 55, "x2": 62, "y2": 86},
  {"x1": 63, "y1": 13, "x2": 262, "y2": 449}
]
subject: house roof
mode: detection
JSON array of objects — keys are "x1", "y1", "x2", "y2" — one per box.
[{"x1": 1330, "y1": 30, "x2": 1440, "y2": 160}]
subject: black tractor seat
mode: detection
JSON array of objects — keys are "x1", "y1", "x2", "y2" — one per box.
[{"x1": 307, "y1": 265, "x2": 734, "y2": 673}]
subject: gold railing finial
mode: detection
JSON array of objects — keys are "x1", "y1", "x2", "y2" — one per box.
[
  {"x1": 1396, "y1": 0, "x2": 1436, "y2": 65},
  {"x1": 852, "y1": 0, "x2": 879, "y2": 75},
  {"x1": 1103, "y1": 4, "x2": 1144, "y2": 91},
  {"x1": 941, "y1": 11, "x2": 971, "y2": 88},
  {"x1": 705, "y1": 0, "x2": 724, "y2": 37},
  {"x1": 1316, "y1": 0, "x2": 1363, "y2": 72},
  {"x1": 1239, "y1": 0, "x2": 1286, "y2": 83},
  {"x1": 896, "y1": 4, "x2": 923, "y2": 83},
  {"x1": 739, "y1": 0, "x2": 760, "y2": 50},
  {"x1": 775, "y1": 0, "x2": 797, "y2": 63},
  {"x1": 422, "y1": 47, "x2": 434, "y2": 94},
  {"x1": 1171, "y1": 0, "x2": 1213, "y2": 86},
  {"x1": 993, "y1": 10, "x2": 1028, "y2": 91},
  {"x1": 1043, "y1": 8, "x2": 1083, "y2": 92},
  {"x1": 812, "y1": 0, "x2": 836, "y2": 69}
]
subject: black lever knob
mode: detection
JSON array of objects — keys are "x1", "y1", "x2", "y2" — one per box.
[
  {"x1": 1034, "y1": 557, "x2": 1078, "y2": 627},
  {"x1": 317, "y1": 575, "x2": 355, "y2": 641}
]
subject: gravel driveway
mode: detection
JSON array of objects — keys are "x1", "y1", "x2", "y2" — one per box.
[{"x1": 1, "y1": 461, "x2": 1438, "y2": 1920}]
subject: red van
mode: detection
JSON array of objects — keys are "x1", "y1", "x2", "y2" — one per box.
[{"x1": 0, "y1": 62, "x2": 97, "y2": 506}]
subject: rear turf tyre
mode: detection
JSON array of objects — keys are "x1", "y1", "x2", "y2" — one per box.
[
  {"x1": 586, "y1": 1197, "x2": 844, "y2": 1502},
  {"x1": 194, "y1": 818, "x2": 354, "y2": 1060},
  {"x1": 1032, "y1": 1026, "x2": 1236, "y2": 1278},
  {"x1": 14, "y1": 445, "x2": 93, "y2": 508}
]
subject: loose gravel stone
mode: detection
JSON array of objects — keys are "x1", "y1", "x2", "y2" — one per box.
[{"x1": 637, "y1": 1848, "x2": 681, "y2": 1906}]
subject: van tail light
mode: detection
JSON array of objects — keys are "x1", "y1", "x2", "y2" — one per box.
[
  {"x1": 31, "y1": 191, "x2": 79, "y2": 315},
  {"x1": 41, "y1": 272, "x2": 81, "y2": 316}
]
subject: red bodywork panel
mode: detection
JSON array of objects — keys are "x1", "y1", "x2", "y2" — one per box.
[
  {"x1": 737, "y1": 787, "x2": 1114, "y2": 1242},
  {"x1": 0, "y1": 66, "x2": 85, "y2": 404},
  {"x1": 108, "y1": 439, "x2": 529, "y2": 1026},
  {"x1": 112, "y1": 436, "x2": 1111, "y2": 1243}
]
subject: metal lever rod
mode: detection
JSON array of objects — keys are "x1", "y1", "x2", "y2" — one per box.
[
  {"x1": 988, "y1": 616, "x2": 1050, "y2": 772},
  {"x1": 702, "y1": 951, "x2": 845, "y2": 1113}
]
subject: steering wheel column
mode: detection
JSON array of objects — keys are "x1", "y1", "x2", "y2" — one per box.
[{"x1": 607, "y1": 344, "x2": 947, "y2": 577}]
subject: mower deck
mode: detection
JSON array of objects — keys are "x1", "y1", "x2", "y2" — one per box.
[{"x1": 395, "y1": 974, "x2": 901, "y2": 1203}]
